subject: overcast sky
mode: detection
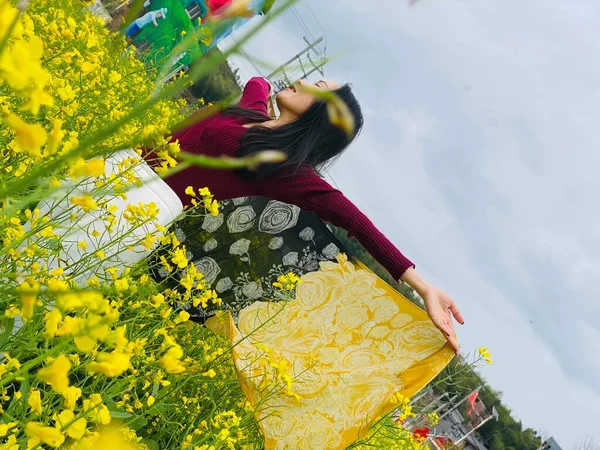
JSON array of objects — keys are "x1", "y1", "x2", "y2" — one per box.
[{"x1": 220, "y1": 0, "x2": 600, "y2": 447}]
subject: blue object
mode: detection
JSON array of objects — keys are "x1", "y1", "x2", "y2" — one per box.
[{"x1": 125, "y1": 22, "x2": 141, "y2": 37}]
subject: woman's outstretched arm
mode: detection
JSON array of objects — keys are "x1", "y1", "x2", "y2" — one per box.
[{"x1": 256, "y1": 170, "x2": 464, "y2": 352}]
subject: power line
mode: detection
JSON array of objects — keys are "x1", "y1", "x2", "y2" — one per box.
[
  {"x1": 230, "y1": 36, "x2": 264, "y2": 77},
  {"x1": 289, "y1": 5, "x2": 324, "y2": 54},
  {"x1": 290, "y1": 7, "x2": 315, "y2": 42},
  {"x1": 302, "y1": 0, "x2": 327, "y2": 38}
]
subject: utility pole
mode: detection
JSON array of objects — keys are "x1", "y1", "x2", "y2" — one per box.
[
  {"x1": 438, "y1": 385, "x2": 482, "y2": 421},
  {"x1": 266, "y1": 36, "x2": 326, "y2": 92},
  {"x1": 454, "y1": 415, "x2": 495, "y2": 446}
]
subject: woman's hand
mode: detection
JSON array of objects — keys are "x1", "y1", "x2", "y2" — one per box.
[
  {"x1": 400, "y1": 268, "x2": 464, "y2": 354},
  {"x1": 421, "y1": 286, "x2": 463, "y2": 354}
]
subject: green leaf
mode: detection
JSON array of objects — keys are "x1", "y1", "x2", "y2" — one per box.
[
  {"x1": 20, "y1": 376, "x2": 30, "y2": 421},
  {"x1": 109, "y1": 410, "x2": 133, "y2": 419},
  {"x1": 0, "y1": 317, "x2": 15, "y2": 349},
  {"x1": 127, "y1": 415, "x2": 148, "y2": 432}
]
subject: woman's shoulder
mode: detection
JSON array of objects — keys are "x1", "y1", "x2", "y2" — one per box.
[
  {"x1": 203, "y1": 112, "x2": 246, "y2": 135},
  {"x1": 270, "y1": 164, "x2": 327, "y2": 185}
]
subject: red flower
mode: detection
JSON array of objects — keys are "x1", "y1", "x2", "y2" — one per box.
[{"x1": 413, "y1": 427, "x2": 430, "y2": 441}]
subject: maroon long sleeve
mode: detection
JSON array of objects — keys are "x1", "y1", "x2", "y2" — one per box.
[{"x1": 151, "y1": 77, "x2": 415, "y2": 280}]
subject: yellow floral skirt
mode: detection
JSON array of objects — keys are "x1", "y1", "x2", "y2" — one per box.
[{"x1": 206, "y1": 254, "x2": 455, "y2": 450}]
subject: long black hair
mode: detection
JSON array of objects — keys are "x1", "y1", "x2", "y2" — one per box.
[{"x1": 224, "y1": 84, "x2": 364, "y2": 179}]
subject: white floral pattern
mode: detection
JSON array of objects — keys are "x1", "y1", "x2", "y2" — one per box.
[
  {"x1": 233, "y1": 197, "x2": 249, "y2": 206},
  {"x1": 229, "y1": 238, "x2": 251, "y2": 256},
  {"x1": 299, "y1": 227, "x2": 315, "y2": 241},
  {"x1": 282, "y1": 252, "x2": 299, "y2": 266},
  {"x1": 322, "y1": 243, "x2": 340, "y2": 259},
  {"x1": 151, "y1": 197, "x2": 355, "y2": 323},
  {"x1": 174, "y1": 228, "x2": 187, "y2": 242},
  {"x1": 269, "y1": 237, "x2": 283, "y2": 250},
  {"x1": 258, "y1": 201, "x2": 300, "y2": 234},
  {"x1": 227, "y1": 205, "x2": 256, "y2": 233},
  {"x1": 203, "y1": 238, "x2": 218, "y2": 252},
  {"x1": 202, "y1": 213, "x2": 224, "y2": 233},
  {"x1": 193, "y1": 257, "x2": 221, "y2": 284},
  {"x1": 216, "y1": 277, "x2": 233, "y2": 293},
  {"x1": 241, "y1": 281, "x2": 263, "y2": 299}
]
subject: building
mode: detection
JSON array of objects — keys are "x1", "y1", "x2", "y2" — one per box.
[{"x1": 541, "y1": 437, "x2": 563, "y2": 450}]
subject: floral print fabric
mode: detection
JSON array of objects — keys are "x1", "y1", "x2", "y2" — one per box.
[
  {"x1": 205, "y1": 254, "x2": 455, "y2": 450},
  {"x1": 150, "y1": 196, "x2": 454, "y2": 449},
  {"x1": 150, "y1": 196, "x2": 344, "y2": 322}
]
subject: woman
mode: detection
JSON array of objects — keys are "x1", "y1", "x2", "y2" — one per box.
[{"x1": 146, "y1": 77, "x2": 464, "y2": 353}]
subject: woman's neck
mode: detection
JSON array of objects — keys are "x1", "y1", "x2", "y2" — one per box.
[{"x1": 259, "y1": 109, "x2": 296, "y2": 129}]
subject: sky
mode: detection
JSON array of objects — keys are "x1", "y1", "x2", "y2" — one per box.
[{"x1": 219, "y1": 0, "x2": 600, "y2": 447}]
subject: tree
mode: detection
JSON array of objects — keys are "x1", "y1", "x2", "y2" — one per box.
[
  {"x1": 574, "y1": 435, "x2": 600, "y2": 450},
  {"x1": 490, "y1": 434, "x2": 505, "y2": 450}
]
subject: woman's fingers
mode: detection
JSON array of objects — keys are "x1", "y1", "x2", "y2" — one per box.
[
  {"x1": 434, "y1": 315, "x2": 459, "y2": 354},
  {"x1": 446, "y1": 332, "x2": 460, "y2": 354},
  {"x1": 448, "y1": 301, "x2": 465, "y2": 325},
  {"x1": 435, "y1": 317, "x2": 453, "y2": 338}
]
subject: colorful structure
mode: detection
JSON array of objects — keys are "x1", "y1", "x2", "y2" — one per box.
[{"x1": 132, "y1": 0, "x2": 275, "y2": 69}]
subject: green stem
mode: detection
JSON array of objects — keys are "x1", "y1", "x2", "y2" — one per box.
[
  {"x1": 0, "y1": 0, "x2": 298, "y2": 201},
  {"x1": 0, "y1": 341, "x2": 69, "y2": 388}
]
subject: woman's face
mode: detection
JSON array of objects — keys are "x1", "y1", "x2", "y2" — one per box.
[{"x1": 275, "y1": 79, "x2": 339, "y2": 118}]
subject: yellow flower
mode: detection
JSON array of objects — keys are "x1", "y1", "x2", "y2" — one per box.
[
  {"x1": 0, "y1": 422, "x2": 16, "y2": 437},
  {"x1": 40, "y1": 225, "x2": 56, "y2": 238},
  {"x1": 56, "y1": 409, "x2": 87, "y2": 440},
  {"x1": 37, "y1": 354, "x2": 72, "y2": 393},
  {"x1": 4, "y1": 305, "x2": 20, "y2": 318},
  {"x1": 147, "y1": 395, "x2": 156, "y2": 407},
  {"x1": 45, "y1": 118, "x2": 65, "y2": 154},
  {"x1": 43, "y1": 308, "x2": 63, "y2": 339},
  {"x1": 208, "y1": 200, "x2": 220, "y2": 216},
  {"x1": 25, "y1": 421, "x2": 65, "y2": 448},
  {"x1": 87, "y1": 350, "x2": 131, "y2": 377},
  {"x1": 71, "y1": 194, "x2": 98, "y2": 211},
  {"x1": 79, "y1": 424, "x2": 136, "y2": 449},
  {"x1": 72, "y1": 158, "x2": 105, "y2": 178},
  {"x1": 28, "y1": 388, "x2": 43, "y2": 415},
  {"x1": 62, "y1": 386, "x2": 82, "y2": 410},
  {"x1": 17, "y1": 280, "x2": 40, "y2": 321},
  {"x1": 114, "y1": 278, "x2": 129, "y2": 292},
  {"x1": 159, "y1": 346, "x2": 186, "y2": 374},
  {"x1": 171, "y1": 247, "x2": 188, "y2": 269},
  {"x1": 185, "y1": 186, "x2": 195, "y2": 197},
  {"x1": 175, "y1": 310, "x2": 190, "y2": 324},
  {"x1": 82, "y1": 394, "x2": 112, "y2": 425},
  {"x1": 202, "y1": 369, "x2": 216, "y2": 378},
  {"x1": 3, "y1": 113, "x2": 48, "y2": 154},
  {"x1": 273, "y1": 273, "x2": 302, "y2": 291},
  {"x1": 77, "y1": 240, "x2": 87, "y2": 251},
  {"x1": 478, "y1": 346, "x2": 493, "y2": 364}
]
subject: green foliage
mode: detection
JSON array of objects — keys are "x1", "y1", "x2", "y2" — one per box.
[
  {"x1": 432, "y1": 357, "x2": 542, "y2": 450},
  {"x1": 188, "y1": 48, "x2": 242, "y2": 102}
]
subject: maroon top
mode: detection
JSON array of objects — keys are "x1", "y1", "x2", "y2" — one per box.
[{"x1": 153, "y1": 77, "x2": 414, "y2": 280}]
